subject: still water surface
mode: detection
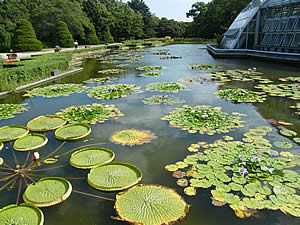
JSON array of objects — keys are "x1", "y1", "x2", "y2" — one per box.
[{"x1": 0, "y1": 44, "x2": 299, "y2": 225}]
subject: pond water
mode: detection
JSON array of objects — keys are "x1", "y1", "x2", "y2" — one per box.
[{"x1": 0, "y1": 44, "x2": 299, "y2": 225}]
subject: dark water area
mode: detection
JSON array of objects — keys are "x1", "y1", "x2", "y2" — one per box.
[{"x1": 0, "y1": 44, "x2": 299, "y2": 225}]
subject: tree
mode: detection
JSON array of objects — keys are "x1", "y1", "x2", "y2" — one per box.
[
  {"x1": 102, "y1": 26, "x2": 114, "y2": 43},
  {"x1": 84, "y1": 23, "x2": 99, "y2": 44},
  {"x1": 11, "y1": 19, "x2": 42, "y2": 52},
  {"x1": 156, "y1": 17, "x2": 185, "y2": 38},
  {"x1": 0, "y1": 24, "x2": 11, "y2": 51},
  {"x1": 56, "y1": 21, "x2": 74, "y2": 47}
]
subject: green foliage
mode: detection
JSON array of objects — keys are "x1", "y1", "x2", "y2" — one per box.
[
  {"x1": 0, "y1": 24, "x2": 11, "y2": 52},
  {"x1": 143, "y1": 95, "x2": 185, "y2": 105},
  {"x1": 84, "y1": 24, "x2": 99, "y2": 44},
  {"x1": 56, "y1": 21, "x2": 74, "y2": 47},
  {"x1": 136, "y1": 66, "x2": 165, "y2": 71},
  {"x1": 11, "y1": 19, "x2": 42, "y2": 52},
  {"x1": 145, "y1": 82, "x2": 190, "y2": 93},
  {"x1": 215, "y1": 89, "x2": 267, "y2": 103},
  {"x1": 189, "y1": 64, "x2": 220, "y2": 70},
  {"x1": 0, "y1": 104, "x2": 28, "y2": 120},
  {"x1": 156, "y1": 17, "x2": 185, "y2": 38}
]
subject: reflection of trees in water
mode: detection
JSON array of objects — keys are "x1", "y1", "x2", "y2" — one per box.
[{"x1": 0, "y1": 92, "x2": 28, "y2": 104}]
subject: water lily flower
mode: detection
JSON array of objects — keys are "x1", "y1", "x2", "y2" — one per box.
[
  {"x1": 253, "y1": 67, "x2": 256, "y2": 70},
  {"x1": 33, "y1": 152, "x2": 40, "y2": 160},
  {"x1": 252, "y1": 155, "x2": 261, "y2": 162},
  {"x1": 239, "y1": 155, "x2": 245, "y2": 159},
  {"x1": 239, "y1": 167, "x2": 248, "y2": 175}
]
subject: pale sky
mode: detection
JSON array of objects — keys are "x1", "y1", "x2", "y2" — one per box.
[{"x1": 124, "y1": 0, "x2": 211, "y2": 22}]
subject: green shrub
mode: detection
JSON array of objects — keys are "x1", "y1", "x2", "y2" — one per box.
[
  {"x1": 102, "y1": 26, "x2": 114, "y2": 43},
  {"x1": 11, "y1": 19, "x2": 42, "y2": 52},
  {"x1": 84, "y1": 24, "x2": 99, "y2": 45},
  {"x1": 0, "y1": 24, "x2": 11, "y2": 52},
  {"x1": 56, "y1": 21, "x2": 74, "y2": 47}
]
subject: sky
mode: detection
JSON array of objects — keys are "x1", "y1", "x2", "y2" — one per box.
[{"x1": 124, "y1": 0, "x2": 211, "y2": 22}]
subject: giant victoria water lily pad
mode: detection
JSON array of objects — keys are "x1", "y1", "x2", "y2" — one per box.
[
  {"x1": 88, "y1": 162, "x2": 142, "y2": 191},
  {"x1": 56, "y1": 103, "x2": 124, "y2": 124},
  {"x1": 23, "y1": 177, "x2": 72, "y2": 207},
  {"x1": 0, "y1": 142, "x2": 3, "y2": 151},
  {"x1": 145, "y1": 82, "x2": 190, "y2": 93},
  {"x1": 23, "y1": 84, "x2": 88, "y2": 98},
  {"x1": 110, "y1": 129, "x2": 157, "y2": 146},
  {"x1": 13, "y1": 133, "x2": 48, "y2": 151},
  {"x1": 165, "y1": 126, "x2": 300, "y2": 218},
  {"x1": 0, "y1": 103, "x2": 28, "y2": 120},
  {"x1": 70, "y1": 147, "x2": 115, "y2": 169},
  {"x1": 87, "y1": 84, "x2": 143, "y2": 100},
  {"x1": 114, "y1": 184, "x2": 189, "y2": 225},
  {"x1": 55, "y1": 124, "x2": 91, "y2": 140},
  {"x1": 0, "y1": 125, "x2": 29, "y2": 142},
  {"x1": 0, "y1": 203, "x2": 44, "y2": 225},
  {"x1": 27, "y1": 115, "x2": 66, "y2": 131},
  {"x1": 215, "y1": 88, "x2": 266, "y2": 103},
  {"x1": 161, "y1": 105, "x2": 245, "y2": 135}
]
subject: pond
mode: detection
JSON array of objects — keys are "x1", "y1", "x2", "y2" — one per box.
[{"x1": 0, "y1": 44, "x2": 299, "y2": 225}]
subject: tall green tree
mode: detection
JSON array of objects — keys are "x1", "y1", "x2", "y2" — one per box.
[
  {"x1": 0, "y1": 24, "x2": 11, "y2": 51},
  {"x1": 11, "y1": 18, "x2": 42, "y2": 51},
  {"x1": 156, "y1": 17, "x2": 185, "y2": 38},
  {"x1": 84, "y1": 23, "x2": 99, "y2": 44},
  {"x1": 56, "y1": 21, "x2": 74, "y2": 47}
]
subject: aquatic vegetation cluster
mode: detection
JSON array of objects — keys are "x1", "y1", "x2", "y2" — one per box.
[
  {"x1": 161, "y1": 105, "x2": 245, "y2": 135},
  {"x1": 56, "y1": 103, "x2": 123, "y2": 124},
  {"x1": 145, "y1": 82, "x2": 190, "y2": 93},
  {"x1": 23, "y1": 84, "x2": 88, "y2": 98},
  {"x1": 165, "y1": 126, "x2": 300, "y2": 218},
  {"x1": 279, "y1": 76, "x2": 300, "y2": 82},
  {"x1": 215, "y1": 88, "x2": 267, "y2": 103},
  {"x1": 143, "y1": 95, "x2": 185, "y2": 105},
  {"x1": 0, "y1": 104, "x2": 28, "y2": 120},
  {"x1": 136, "y1": 66, "x2": 165, "y2": 71},
  {"x1": 178, "y1": 76, "x2": 210, "y2": 84},
  {"x1": 188, "y1": 64, "x2": 220, "y2": 70},
  {"x1": 110, "y1": 129, "x2": 157, "y2": 146},
  {"x1": 98, "y1": 69, "x2": 126, "y2": 74},
  {"x1": 87, "y1": 84, "x2": 143, "y2": 100},
  {"x1": 255, "y1": 83, "x2": 300, "y2": 100},
  {"x1": 290, "y1": 102, "x2": 300, "y2": 115},
  {"x1": 84, "y1": 77, "x2": 114, "y2": 84},
  {"x1": 138, "y1": 72, "x2": 163, "y2": 77}
]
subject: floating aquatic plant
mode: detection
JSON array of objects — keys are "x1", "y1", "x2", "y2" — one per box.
[
  {"x1": 273, "y1": 141, "x2": 293, "y2": 149},
  {"x1": 165, "y1": 126, "x2": 300, "y2": 218},
  {"x1": 55, "y1": 124, "x2": 91, "y2": 141},
  {"x1": 110, "y1": 129, "x2": 157, "y2": 146},
  {"x1": 279, "y1": 129, "x2": 297, "y2": 137},
  {"x1": 289, "y1": 102, "x2": 300, "y2": 115},
  {"x1": 87, "y1": 84, "x2": 143, "y2": 100},
  {"x1": 138, "y1": 72, "x2": 163, "y2": 77},
  {"x1": 178, "y1": 76, "x2": 210, "y2": 84},
  {"x1": 189, "y1": 64, "x2": 220, "y2": 70},
  {"x1": 136, "y1": 66, "x2": 165, "y2": 71},
  {"x1": 145, "y1": 82, "x2": 190, "y2": 93},
  {"x1": 27, "y1": 115, "x2": 66, "y2": 132},
  {"x1": 84, "y1": 77, "x2": 114, "y2": 84},
  {"x1": 215, "y1": 88, "x2": 266, "y2": 103},
  {"x1": 23, "y1": 84, "x2": 88, "y2": 98},
  {"x1": 0, "y1": 203, "x2": 44, "y2": 225},
  {"x1": 13, "y1": 133, "x2": 48, "y2": 151},
  {"x1": 279, "y1": 76, "x2": 300, "y2": 82},
  {"x1": 56, "y1": 103, "x2": 123, "y2": 124},
  {"x1": 114, "y1": 184, "x2": 189, "y2": 225},
  {"x1": 0, "y1": 104, "x2": 28, "y2": 120},
  {"x1": 23, "y1": 177, "x2": 72, "y2": 207},
  {"x1": 98, "y1": 69, "x2": 125, "y2": 74},
  {"x1": 0, "y1": 125, "x2": 29, "y2": 142},
  {"x1": 161, "y1": 105, "x2": 245, "y2": 135},
  {"x1": 128, "y1": 55, "x2": 144, "y2": 58},
  {"x1": 143, "y1": 95, "x2": 185, "y2": 105},
  {"x1": 255, "y1": 83, "x2": 300, "y2": 100},
  {"x1": 88, "y1": 162, "x2": 142, "y2": 191}
]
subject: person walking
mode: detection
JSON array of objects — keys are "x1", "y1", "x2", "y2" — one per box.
[{"x1": 74, "y1": 40, "x2": 78, "y2": 50}]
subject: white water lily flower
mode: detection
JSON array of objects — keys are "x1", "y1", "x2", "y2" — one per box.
[{"x1": 33, "y1": 152, "x2": 40, "y2": 160}]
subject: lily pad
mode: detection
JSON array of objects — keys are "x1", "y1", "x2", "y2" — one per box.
[
  {"x1": 13, "y1": 133, "x2": 48, "y2": 151},
  {"x1": 189, "y1": 64, "x2": 220, "y2": 70},
  {"x1": 0, "y1": 157, "x2": 3, "y2": 166},
  {"x1": 139, "y1": 72, "x2": 163, "y2": 77},
  {"x1": 215, "y1": 89, "x2": 266, "y2": 103},
  {"x1": 88, "y1": 162, "x2": 142, "y2": 191},
  {"x1": 0, "y1": 203, "x2": 44, "y2": 225},
  {"x1": 0, "y1": 125, "x2": 29, "y2": 142},
  {"x1": 27, "y1": 115, "x2": 66, "y2": 131},
  {"x1": 273, "y1": 141, "x2": 293, "y2": 149},
  {"x1": 55, "y1": 124, "x2": 91, "y2": 141},
  {"x1": 0, "y1": 142, "x2": 3, "y2": 151},
  {"x1": 0, "y1": 103, "x2": 28, "y2": 120},
  {"x1": 145, "y1": 82, "x2": 190, "y2": 93},
  {"x1": 136, "y1": 66, "x2": 165, "y2": 71},
  {"x1": 98, "y1": 69, "x2": 125, "y2": 74},
  {"x1": 70, "y1": 147, "x2": 115, "y2": 169},
  {"x1": 109, "y1": 129, "x2": 157, "y2": 146},
  {"x1": 23, "y1": 177, "x2": 72, "y2": 207},
  {"x1": 43, "y1": 158, "x2": 58, "y2": 164},
  {"x1": 279, "y1": 129, "x2": 297, "y2": 137},
  {"x1": 143, "y1": 95, "x2": 185, "y2": 105},
  {"x1": 84, "y1": 77, "x2": 114, "y2": 84},
  {"x1": 114, "y1": 184, "x2": 189, "y2": 225}
]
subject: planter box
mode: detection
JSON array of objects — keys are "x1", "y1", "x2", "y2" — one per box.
[{"x1": 7, "y1": 55, "x2": 17, "y2": 60}]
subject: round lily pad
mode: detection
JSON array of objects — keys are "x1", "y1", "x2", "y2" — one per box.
[
  {"x1": 114, "y1": 184, "x2": 189, "y2": 225},
  {"x1": 0, "y1": 203, "x2": 44, "y2": 225},
  {"x1": 55, "y1": 124, "x2": 91, "y2": 141},
  {"x1": 27, "y1": 115, "x2": 66, "y2": 131},
  {"x1": 110, "y1": 129, "x2": 157, "y2": 146},
  {"x1": 0, "y1": 125, "x2": 29, "y2": 142},
  {"x1": 13, "y1": 133, "x2": 48, "y2": 151},
  {"x1": 70, "y1": 147, "x2": 115, "y2": 169},
  {"x1": 0, "y1": 157, "x2": 3, "y2": 166},
  {"x1": 0, "y1": 142, "x2": 3, "y2": 151},
  {"x1": 279, "y1": 129, "x2": 297, "y2": 137},
  {"x1": 43, "y1": 158, "x2": 58, "y2": 164},
  {"x1": 23, "y1": 177, "x2": 72, "y2": 207},
  {"x1": 273, "y1": 141, "x2": 293, "y2": 149},
  {"x1": 88, "y1": 162, "x2": 142, "y2": 191}
]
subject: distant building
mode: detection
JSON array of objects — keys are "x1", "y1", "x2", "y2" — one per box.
[{"x1": 207, "y1": 0, "x2": 300, "y2": 62}]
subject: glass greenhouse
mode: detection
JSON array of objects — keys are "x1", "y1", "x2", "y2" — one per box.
[{"x1": 221, "y1": 0, "x2": 300, "y2": 53}]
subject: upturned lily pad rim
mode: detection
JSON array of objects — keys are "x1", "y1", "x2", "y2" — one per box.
[
  {"x1": 0, "y1": 203, "x2": 44, "y2": 225},
  {"x1": 114, "y1": 184, "x2": 190, "y2": 225},
  {"x1": 27, "y1": 115, "x2": 67, "y2": 132},
  {"x1": 0, "y1": 125, "x2": 29, "y2": 142},
  {"x1": 88, "y1": 162, "x2": 142, "y2": 191},
  {"x1": 0, "y1": 142, "x2": 3, "y2": 151},
  {"x1": 55, "y1": 123, "x2": 91, "y2": 141},
  {"x1": 13, "y1": 133, "x2": 48, "y2": 151},
  {"x1": 23, "y1": 177, "x2": 72, "y2": 208},
  {"x1": 69, "y1": 147, "x2": 115, "y2": 169}
]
